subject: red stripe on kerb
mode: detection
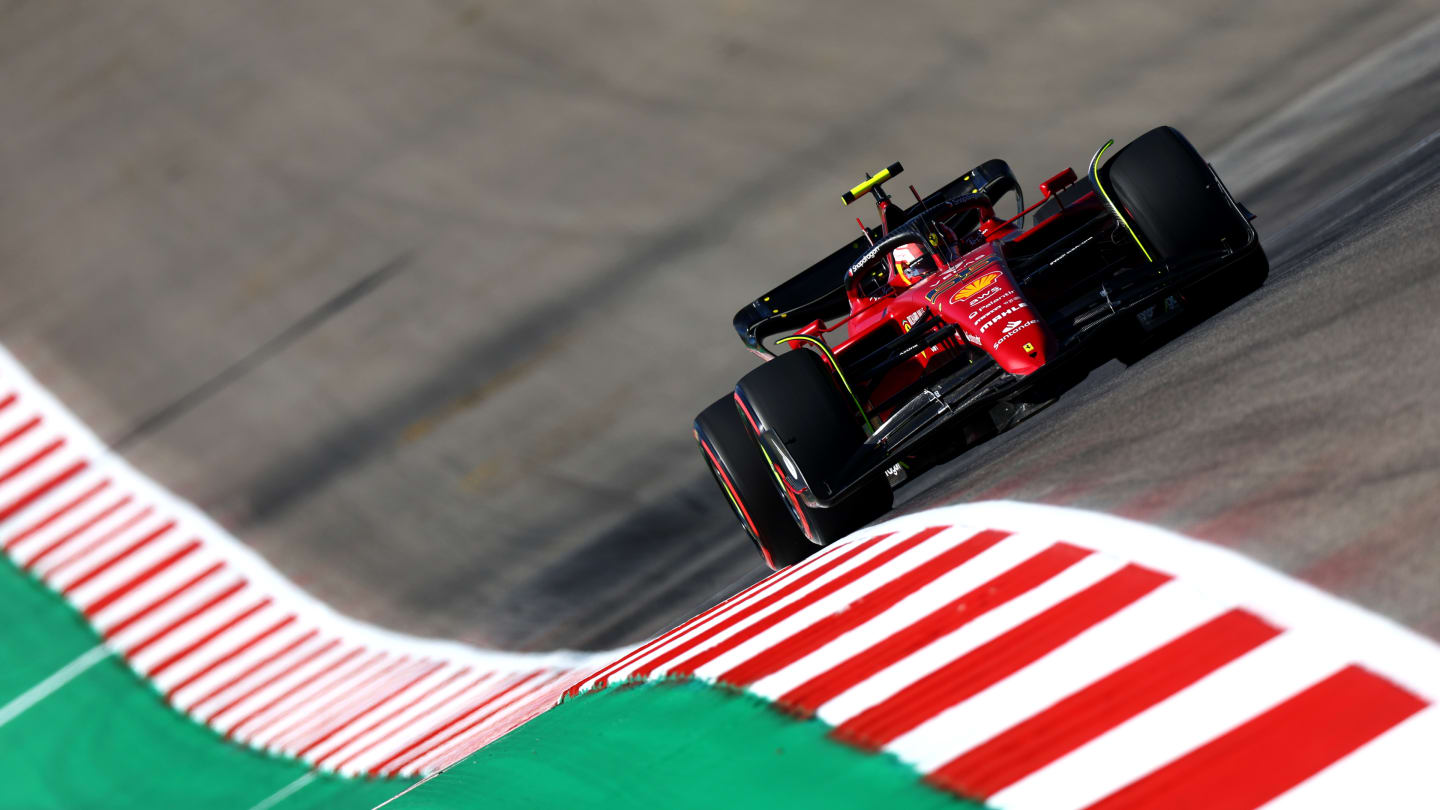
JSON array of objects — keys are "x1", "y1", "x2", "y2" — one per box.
[
  {"x1": 0, "y1": 415, "x2": 41, "y2": 451},
  {"x1": 369, "y1": 672, "x2": 543, "y2": 776},
  {"x1": 0, "y1": 393, "x2": 17, "y2": 412},
  {"x1": 779, "y1": 542, "x2": 1092, "y2": 715},
  {"x1": 20, "y1": 494, "x2": 131, "y2": 571},
  {"x1": 657, "y1": 527, "x2": 948, "y2": 678},
  {"x1": 834, "y1": 564, "x2": 1171, "y2": 749},
  {"x1": 294, "y1": 660, "x2": 448, "y2": 758},
  {"x1": 197, "y1": 635, "x2": 333, "y2": 723},
  {"x1": 399, "y1": 670, "x2": 570, "y2": 776},
  {"x1": 0, "y1": 460, "x2": 89, "y2": 527},
  {"x1": 243, "y1": 651, "x2": 392, "y2": 743},
  {"x1": 718, "y1": 530, "x2": 1010, "y2": 687},
  {"x1": 60, "y1": 520, "x2": 176, "y2": 595},
  {"x1": 2, "y1": 475, "x2": 106, "y2": 551},
  {"x1": 930, "y1": 608, "x2": 1282, "y2": 799},
  {"x1": 264, "y1": 654, "x2": 414, "y2": 749},
  {"x1": 224, "y1": 646, "x2": 368, "y2": 739},
  {"x1": 0, "y1": 436, "x2": 64, "y2": 485},
  {"x1": 580, "y1": 544, "x2": 836, "y2": 693},
  {"x1": 603, "y1": 533, "x2": 890, "y2": 686},
  {"x1": 429, "y1": 673, "x2": 576, "y2": 766},
  {"x1": 83, "y1": 540, "x2": 201, "y2": 617},
  {"x1": 101, "y1": 561, "x2": 225, "y2": 640},
  {"x1": 147, "y1": 597, "x2": 273, "y2": 679},
  {"x1": 312, "y1": 665, "x2": 472, "y2": 766},
  {"x1": 165, "y1": 614, "x2": 297, "y2": 701},
  {"x1": 1083, "y1": 665, "x2": 1428, "y2": 810},
  {"x1": 338, "y1": 670, "x2": 501, "y2": 772},
  {"x1": 124, "y1": 577, "x2": 247, "y2": 657},
  {"x1": 41, "y1": 504, "x2": 153, "y2": 579}
]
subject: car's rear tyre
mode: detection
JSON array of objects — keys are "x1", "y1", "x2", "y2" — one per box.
[
  {"x1": 733, "y1": 349, "x2": 892, "y2": 546},
  {"x1": 1103, "y1": 125, "x2": 1252, "y2": 262},
  {"x1": 694, "y1": 396, "x2": 815, "y2": 569}
]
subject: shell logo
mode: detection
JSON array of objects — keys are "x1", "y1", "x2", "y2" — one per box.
[{"x1": 949, "y1": 270, "x2": 1003, "y2": 303}]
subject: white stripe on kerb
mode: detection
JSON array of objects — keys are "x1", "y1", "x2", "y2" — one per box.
[
  {"x1": 748, "y1": 532, "x2": 1052, "y2": 701},
  {"x1": 579, "y1": 556, "x2": 813, "y2": 689},
  {"x1": 611, "y1": 530, "x2": 911, "y2": 682},
  {"x1": 0, "y1": 424, "x2": 62, "y2": 476},
  {"x1": 1255, "y1": 706, "x2": 1440, "y2": 810},
  {"x1": 147, "y1": 603, "x2": 287, "y2": 693},
  {"x1": 169, "y1": 622, "x2": 314, "y2": 713},
  {"x1": 87, "y1": 550, "x2": 225, "y2": 629},
  {"x1": 4, "y1": 479, "x2": 120, "y2": 565},
  {"x1": 208, "y1": 641, "x2": 358, "y2": 735},
  {"x1": 989, "y1": 632, "x2": 1347, "y2": 810},
  {"x1": 323, "y1": 670, "x2": 502, "y2": 775},
  {"x1": 0, "y1": 469, "x2": 106, "y2": 551},
  {"x1": 815, "y1": 553, "x2": 1126, "y2": 727},
  {"x1": 0, "y1": 448, "x2": 81, "y2": 513},
  {"x1": 64, "y1": 524, "x2": 193, "y2": 607},
  {"x1": 26, "y1": 500, "x2": 149, "y2": 580},
  {"x1": 691, "y1": 525, "x2": 977, "y2": 680},
  {"x1": 0, "y1": 405, "x2": 39, "y2": 446},
  {"x1": 103, "y1": 571, "x2": 248, "y2": 652},
  {"x1": 126, "y1": 585, "x2": 264, "y2": 675},
  {"x1": 888, "y1": 581, "x2": 1230, "y2": 773},
  {"x1": 45, "y1": 514, "x2": 177, "y2": 595}
]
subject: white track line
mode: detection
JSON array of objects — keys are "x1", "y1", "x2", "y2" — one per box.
[
  {"x1": 0, "y1": 645, "x2": 114, "y2": 729},
  {"x1": 243, "y1": 772, "x2": 316, "y2": 810}
]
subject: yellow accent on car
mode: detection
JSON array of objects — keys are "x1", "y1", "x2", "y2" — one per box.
[
  {"x1": 842, "y1": 162, "x2": 903, "y2": 206},
  {"x1": 775, "y1": 335, "x2": 874, "y2": 434},
  {"x1": 1090, "y1": 139, "x2": 1155, "y2": 263}
]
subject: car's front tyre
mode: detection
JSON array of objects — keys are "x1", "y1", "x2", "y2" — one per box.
[
  {"x1": 733, "y1": 349, "x2": 892, "y2": 547},
  {"x1": 694, "y1": 395, "x2": 815, "y2": 569},
  {"x1": 1103, "y1": 125, "x2": 1254, "y2": 262}
]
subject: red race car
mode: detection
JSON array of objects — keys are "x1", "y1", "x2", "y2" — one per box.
[{"x1": 696, "y1": 126, "x2": 1267, "y2": 568}]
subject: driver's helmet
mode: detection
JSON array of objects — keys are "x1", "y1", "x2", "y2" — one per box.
[{"x1": 889, "y1": 242, "x2": 929, "y2": 288}]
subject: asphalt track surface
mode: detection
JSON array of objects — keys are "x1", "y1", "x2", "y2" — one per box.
[{"x1": 2, "y1": 2, "x2": 1438, "y2": 651}]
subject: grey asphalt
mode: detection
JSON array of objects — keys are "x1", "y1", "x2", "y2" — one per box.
[{"x1": 2, "y1": 1, "x2": 1437, "y2": 650}]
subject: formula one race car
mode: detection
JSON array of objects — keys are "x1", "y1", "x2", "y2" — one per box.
[{"x1": 695, "y1": 126, "x2": 1267, "y2": 568}]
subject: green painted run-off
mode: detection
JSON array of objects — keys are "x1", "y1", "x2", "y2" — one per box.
[
  {"x1": 1, "y1": 551, "x2": 980, "y2": 809},
  {"x1": 385, "y1": 679, "x2": 986, "y2": 809},
  {"x1": 0, "y1": 558, "x2": 412, "y2": 809}
]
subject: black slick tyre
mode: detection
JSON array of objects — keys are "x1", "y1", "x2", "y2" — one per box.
[
  {"x1": 694, "y1": 395, "x2": 814, "y2": 569},
  {"x1": 1103, "y1": 125, "x2": 1252, "y2": 262},
  {"x1": 733, "y1": 349, "x2": 892, "y2": 546},
  {"x1": 1104, "y1": 126, "x2": 1268, "y2": 365}
]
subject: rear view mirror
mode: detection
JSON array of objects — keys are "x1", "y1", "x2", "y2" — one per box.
[{"x1": 1040, "y1": 168, "x2": 1078, "y2": 198}]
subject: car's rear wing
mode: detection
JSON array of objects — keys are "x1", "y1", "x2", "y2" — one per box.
[{"x1": 734, "y1": 159, "x2": 1022, "y2": 356}]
